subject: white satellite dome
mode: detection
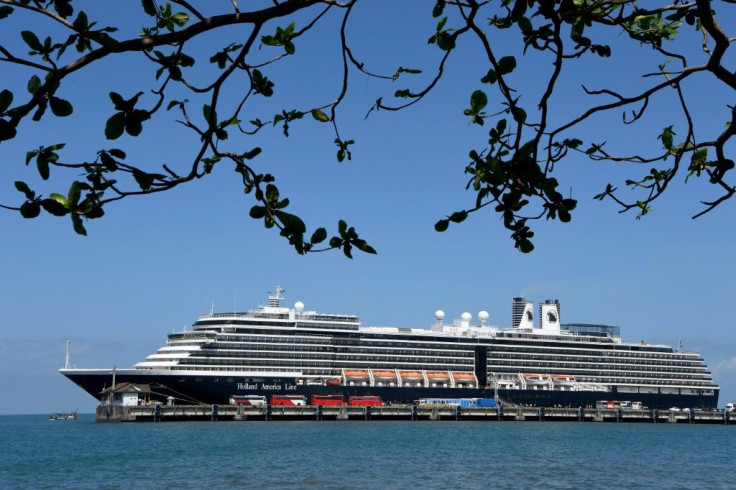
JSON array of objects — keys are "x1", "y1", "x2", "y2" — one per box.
[
  {"x1": 294, "y1": 301, "x2": 304, "y2": 314},
  {"x1": 461, "y1": 312, "x2": 472, "y2": 322},
  {"x1": 435, "y1": 310, "x2": 445, "y2": 322},
  {"x1": 478, "y1": 311, "x2": 490, "y2": 323}
]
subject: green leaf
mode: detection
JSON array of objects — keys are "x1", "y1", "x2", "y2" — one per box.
[
  {"x1": 0, "y1": 6, "x2": 14, "y2": 19},
  {"x1": 518, "y1": 16, "x2": 533, "y2": 34},
  {"x1": 311, "y1": 109, "x2": 330, "y2": 122},
  {"x1": 571, "y1": 20, "x2": 585, "y2": 40},
  {"x1": 141, "y1": 0, "x2": 157, "y2": 16},
  {"x1": 659, "y1": 125, "x2": 675, "y2": 151},
  {"x1": 49, "y1": 97, "x2": 73, "y2": 117},
  {"x1": 0, "y1": 89, "x2": 13, "y2": 113},
  {"x1": 132, "y1": 169, "x2": 154, "y2": 190},
  {"x1": 249, "y1": 205, "x2": 267, "y2": 219},
  {"x1": 14, "y1": 181, "x2": 35, "y2": 200},
  {"x1": 449, "y1": 211, "x2": 467, "y2": 223},
  {"x1": 53, "y1": 0, "x2": 73, "y2": 18},
  {"x1": 109, "y1": 148, "x2": 126, "y2": 159},
  {"x1": 435, "y1": 219, "x2": 449, "y2": 232},
  {"x1": 41, "y1": 198, "x2": 67, "y2": 216},
  {"x1": 37, "y1": 156, "x2": 50, "y2": 180},
  {"x1": 498, "y1": 56, "x2": 516, "y2": 75},
  {"x1": 517, "y1": 239, "x2": 534, "y2": 253},
  {"x1": 109, "y1": 92, "x2": 125, "y2": 110},
  {"x1": 242, "y1": 147, "x2": 262, "y2": 160},
  {"x1": 481, "y1": 69, "x2": 497, "y2": 85},
  {"x1": 21, "y1": 31, "x2": 43, "y2": 52},
  {"x1": 49, "y1": 193, "x2": 69, "y2": 207},
  {"x1": 511, "y1": 106, "x2": 527, "y2": 124},
  {"x1": 203, "y1": 104, "x2": 216, "y2": 125},
  {"x1": 27, "y1": 75, "x2": 41, "y2": 94},
  {"x1": 67, "y1": 181, "x2": 81, "y2": 207},
  {"x1": 310, "y1": 227, "x2": 327, "y2": 244},
  {"x1": 124, "y1": 112, "x2": 144, "y2": 136},
  {"x1": 0, "y1": 118, "x2": 17, "y2": 141},
  {"x1": 71, "y1": 214, "x2": 87, "y2": 235},
  {"x1": 470, "y1": 90, "x2": 488, "y2": 112},
  {"x1": 171, "y1": 12, "x2": 189, "y2": 27},
  {"x1": 105, "y1": 112, "x2": 125, "y2": 139},
  {"x1": 436, "y1": 31, "x2": 455, "y2": 51},
  {"x1": 20, "y1": 201, "x2": 41, "y2": 219},
  {"x1": 357, "y1": 243, "x2": 377, "y2": 255},
  {"x1": 276, "y1": 211, "x2": 306, "y2": 234}
]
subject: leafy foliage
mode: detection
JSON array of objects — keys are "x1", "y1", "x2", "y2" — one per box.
[{"x1": 1, "y1": 0, "x2": 735, "y2": 255}]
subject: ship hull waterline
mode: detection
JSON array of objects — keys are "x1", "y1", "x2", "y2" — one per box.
[{"x1": 61, "y1": 370, "x2": 719, "y2": 410}]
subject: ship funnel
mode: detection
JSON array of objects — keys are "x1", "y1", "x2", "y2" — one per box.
[
  {"x1": 540, "y1": 299, "x2": 561, "y2": 334},
  {"x1": 512, "y1": 297, "x2": 534, "y2": 329}
]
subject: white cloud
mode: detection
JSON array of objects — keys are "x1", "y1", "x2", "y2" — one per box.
[{"x1": 713, "y1": 356, "x2": 736, "y2": 375}]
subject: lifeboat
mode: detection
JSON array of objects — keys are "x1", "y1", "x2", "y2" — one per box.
[
  {"x1": 326, "y1": 377, "x2": 342, "y2": 386},
  {"x1": 524, "y1": 374, "x2": 549, "y2": 385},
  {"x1": 426, "y1": 372, "x2": 450, "y2": 382},
  {"x1": 452, "y1": 372, "x2": 476, "y2": 384},
  {"x1": 400, "y1": 371, "x2": 423, "y2": 383},
  {"x1": 372, "y1": 370, "x2": 397, "y2": 381},
  {"x1": 551, "y1": 375, "x2": 576, "y2": 387},
  {"x1": 344, "y1": 370, "x2": 369, "y2": 380}
]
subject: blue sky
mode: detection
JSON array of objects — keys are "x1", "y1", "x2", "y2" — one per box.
[{"x1": 1, "y1": 2, "x2": 734, "y2": 414}]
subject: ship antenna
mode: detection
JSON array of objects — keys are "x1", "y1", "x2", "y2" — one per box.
[
  {"x1": 268, "y1": 285, "x2": 285, "y2": 308},
  {"x1": 63, "y1": 339, "x2": 71, "y2": 369}
]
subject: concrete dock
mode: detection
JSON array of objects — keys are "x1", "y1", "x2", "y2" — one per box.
[{"x1": 96, "y1": 404, "x2": 734, "y2": 424}]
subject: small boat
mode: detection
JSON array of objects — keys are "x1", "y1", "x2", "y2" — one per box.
[
  {"x1": 49, "y1": 410, "x2": 78, "y2": 421},
  {"x1": 372, "y1": 370, "x2": 397, "y2": 381},
  {"x1": 400, "y1": 371, "x2": 423, "y2": 383},
  {"x1": 451, "y1": 372, "x2": 476, "y2": 384},
  {"x1": 344, "y1": 370, "x2": 369, "y2": 380},
  {"x1": 426, "y1": 371, "x2": 450, "y2": 381},
  {"x1": 326, "y1": 377, "x2": 342, "y2": 386},
  {"x1": 551, "y1": 375, "x2": 576, "y2": 387},
  {"x1": 524, "y1": 374, "x2": 549, "y2": 385}
]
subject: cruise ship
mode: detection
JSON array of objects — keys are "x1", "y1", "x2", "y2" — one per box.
[{"x1": 60, "y1": 287, "x2": 719, "y2": 409}]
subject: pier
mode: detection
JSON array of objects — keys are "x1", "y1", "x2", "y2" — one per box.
[{"x1": 96, "y1": 404, "x2": 734, "y2": 424}]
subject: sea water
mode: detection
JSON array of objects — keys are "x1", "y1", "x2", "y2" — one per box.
[{"x1": 1, "y1": 414, "x2": 733, "y2": 489}]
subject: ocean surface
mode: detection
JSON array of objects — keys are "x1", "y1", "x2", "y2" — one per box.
[{"x1": 1, "y1": 414, "x2": 734, "y2": 489}]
